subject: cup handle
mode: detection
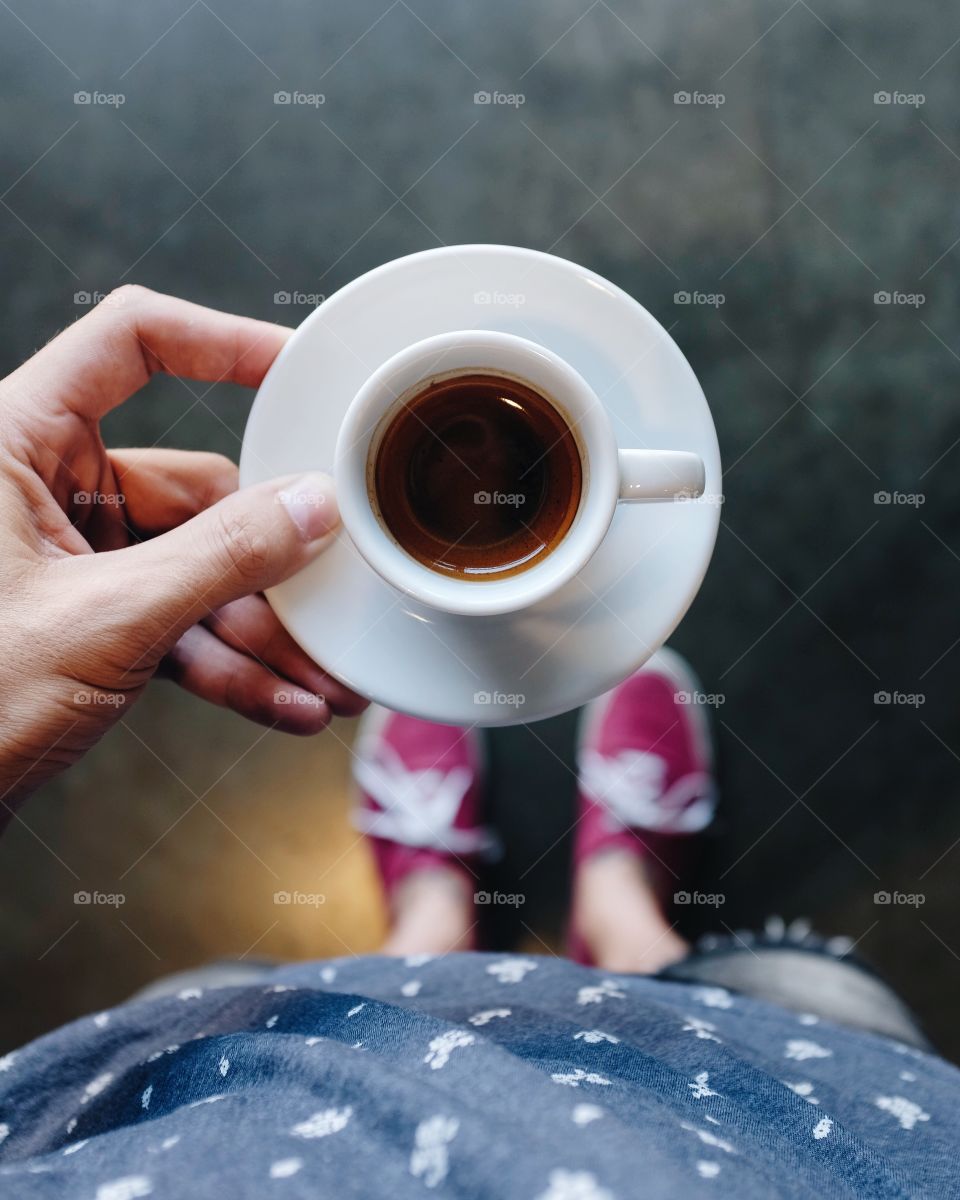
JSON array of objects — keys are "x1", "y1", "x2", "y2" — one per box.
[{"x1": 617, "y1": 449, "x2": 705, "y2": 502}]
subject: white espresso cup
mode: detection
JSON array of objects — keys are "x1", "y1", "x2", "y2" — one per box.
[{"x1": 334, "y1": 329, "x2": 705, "y2": 618}]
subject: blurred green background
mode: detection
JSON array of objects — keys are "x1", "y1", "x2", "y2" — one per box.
[{"x1": 2, "y1": 0, "x2": 960, "y2": 1056}]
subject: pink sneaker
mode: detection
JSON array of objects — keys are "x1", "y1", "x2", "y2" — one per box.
[
  {"x1": 570, "y1": 648, "x2": 718, "y2": 960},
  {"x1": 351, "y1": 707, "x2": 498, "y2": 901}
]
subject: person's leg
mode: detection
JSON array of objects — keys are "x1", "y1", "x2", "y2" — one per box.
[
  {"x1": 571, "y1": 648, "x2": 717, "y2": 972},
  {"x1": 573, "y1": 849, "x2": 690, "y2": 973},
  {"x1": 380, "y1": 866, "x2": 477, "y2": 955},
  {"x1": 352, "y1": 706, "x2": 497, "y2": 955}
]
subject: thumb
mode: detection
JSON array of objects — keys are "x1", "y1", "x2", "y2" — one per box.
[{"x1": 99, "y1": 471, "x2": 340, "y2": 654}]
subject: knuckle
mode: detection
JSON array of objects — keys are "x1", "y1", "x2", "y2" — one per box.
[{"x1": 210, "y1": 508, "x2": 273, "y2": 587}]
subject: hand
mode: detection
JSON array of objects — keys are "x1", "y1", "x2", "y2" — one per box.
[{"x1": 0, "y1": 285, "x2": 366, "y2": 814}]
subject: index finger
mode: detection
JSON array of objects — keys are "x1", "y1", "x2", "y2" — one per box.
[{"x1": 3, "y1": 285, "x2": 292, "y2": 419}]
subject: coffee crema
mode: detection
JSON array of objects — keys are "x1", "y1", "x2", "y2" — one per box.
[{"x1": 372, "y1": 373, "x2": 582, "y2": 580}]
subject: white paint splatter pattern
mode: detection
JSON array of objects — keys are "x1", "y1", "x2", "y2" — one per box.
[
  {"x1": 95, "y1": 1177, "x2": 152, "y2": 1200},
  {"x1": 577, "y1": 979, "x2": 626, "y2": 1006},
  {"x1": 552, "y1": 1068, "x2": 611, "y2": 1088},
  {"x1": 269, "y1": 1158, "x2": 303, "y2": 1179},
  {"x1": 572, "y1": 1104, "x2": 604, "y2": 1126},
  {"x1": 682, "y1": 1123, "x2": 735, "y2": 1154},
  {"x1": 783, "y1": 1080, "x2": 819, "y2": 1105},
  {"x1": 291, "y1": 1107, "x2": 353, "y2": 1139},
  {"x1": 784, "y1": 1040, "x2": 832, "y2": 1062},
  {"x1": 410, "y1": 1115, "x2": 459, "y2": 1188},
  {"x1": 689, "y1": 1072, "x2": 719, "y2": 1100},
  {"x1": 469, "y1": 1008, "x2": 511, "y2": 1027},
  {"x1": 535, "y1": 1168, "x2": 615, "y2": 1200},
  {"x1": 82, "y1": 1073, "x2": 114, "y2": 1103},
  {"x1": 682, "y1": 1016, "x2": 721, "y2": 1043},
  {"x1": 692, "y1": 987, "x2": 734, "y2": 1010},
  {"x1": 424, "y1": 1030, "x2": 475, "y2": 1070},
  {"x1": 486, "y1": 958, "x2": 538, "y2": 984},
  {"x1": 875, "y1": 1096, "x2": 930, "y2": 1130}
]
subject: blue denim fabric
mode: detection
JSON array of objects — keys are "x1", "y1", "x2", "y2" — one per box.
[{"x1": 0, "y1": 953, "x2": 956, "y2": 1198}]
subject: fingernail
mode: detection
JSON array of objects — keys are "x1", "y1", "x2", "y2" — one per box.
[{"x1": 278, "y1": 472, "x2": 339, "y2": 542}]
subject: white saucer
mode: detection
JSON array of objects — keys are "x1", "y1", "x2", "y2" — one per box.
[{"x1": 239, "y1": 245, "x2": 721, "y2": 727}]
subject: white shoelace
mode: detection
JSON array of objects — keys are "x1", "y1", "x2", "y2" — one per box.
[
  {"x1": 353, "y1": 741, "x2": 496, "y2": 854},
  {"x1": 579, "y1": 748, "x2": 716, "y2": 834}
]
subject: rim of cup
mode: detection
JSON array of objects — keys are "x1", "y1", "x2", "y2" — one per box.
[{"x1": 334, "y1": 330, "x2": 620, "y2": 617}]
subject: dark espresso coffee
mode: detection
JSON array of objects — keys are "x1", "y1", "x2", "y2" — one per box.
[{"x1": 372, "y1": 373, "x2": 582, "y2": 580}]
